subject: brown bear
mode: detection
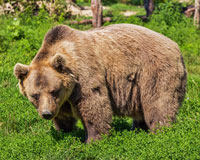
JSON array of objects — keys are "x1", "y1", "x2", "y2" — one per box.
[{"x1": 14, "y1": 24, "x2": 187, "y2": 143}]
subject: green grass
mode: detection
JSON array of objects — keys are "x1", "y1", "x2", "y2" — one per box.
[
  {"x1": 103, "y1": 3, "x2": 145, "y2": 19},
  {"x1": 0, "y1": 2, "x2": 200, "y2": 160},
  {"x1": 110, "y1": 3, "x2": 144, "y2": 12}
]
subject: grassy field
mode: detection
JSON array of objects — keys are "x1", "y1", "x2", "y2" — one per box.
[{"x1": 0, "y1": 2, "x2": 200, "y2": 160}]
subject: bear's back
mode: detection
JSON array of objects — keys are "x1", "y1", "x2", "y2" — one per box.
[
  {"x1": 81, "y1": 24, "x2": 182, "y2": 74},
  {"x1": 85, "y1": 24, "x2": 180, "y2": 59}
]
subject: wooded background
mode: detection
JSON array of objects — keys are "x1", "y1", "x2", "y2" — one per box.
[{"x1": 0, "y1": 0, "x2": 199, "y2": 28}]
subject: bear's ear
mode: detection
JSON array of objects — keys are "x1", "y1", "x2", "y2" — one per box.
[
  {"x1": 14, "y1": 63, "x2": 29, "y2": 80},
  {"x1": 51, "y1": 53, "x2": 67, "y2": 72}
]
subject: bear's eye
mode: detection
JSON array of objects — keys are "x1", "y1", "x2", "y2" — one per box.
[
  {"x1": 31, "y1": 94, "x2": 40, "y2": 100},
  {"x1": 51, "y1": 89, "x2": 60, "y2": 98}
]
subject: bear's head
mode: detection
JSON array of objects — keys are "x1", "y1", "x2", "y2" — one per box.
[{"x1": 14, "y1": 53, "x2": 76, "y2": 120}]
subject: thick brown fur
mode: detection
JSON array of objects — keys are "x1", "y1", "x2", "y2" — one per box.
[{"x1": 14, "y1": 24, "x2": 187, "y2": 142}]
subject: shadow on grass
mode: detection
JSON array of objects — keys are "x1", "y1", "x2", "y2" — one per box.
[
  {"x1": 112, "y1": 118, "x2": 149, "y2": 133},
  {"x1": 112, "y1": 118, "x2": 132, "y2": 131},
  {"x1": 50, "y1": 117, "x2": 149, "y2": 142},
  {"x1": 50, "y1": 126, "x2": 85, "y2": 142}
]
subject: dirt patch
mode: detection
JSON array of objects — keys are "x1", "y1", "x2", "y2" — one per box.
[{"x1": 121, "y1": 11, "x2": 137, "y2": 17}]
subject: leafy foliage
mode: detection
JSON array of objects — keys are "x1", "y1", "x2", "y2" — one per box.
[{"x1": 0, "y1": 2, "x2": 200, "y2": 160}]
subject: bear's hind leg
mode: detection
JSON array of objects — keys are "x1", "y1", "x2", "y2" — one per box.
[{"x1": 143, "y1": 107, "x2": 172, "y2": 132}]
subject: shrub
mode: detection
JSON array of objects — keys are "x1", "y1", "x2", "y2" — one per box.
[{"x1": 145, "y1": 1, "x2": 200, "y2": 56}]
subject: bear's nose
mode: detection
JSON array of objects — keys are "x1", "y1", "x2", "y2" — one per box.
[{"x1": 42, "y1": 110, "x2": 53, "y2": 120}]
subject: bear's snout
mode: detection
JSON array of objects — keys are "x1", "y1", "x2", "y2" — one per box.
[{"x1": 42, "y1": 110, "x2": 53, "y2": 120}]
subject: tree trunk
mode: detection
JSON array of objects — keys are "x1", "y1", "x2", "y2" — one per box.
[
  {"x1": 91, "y1": 0, "x2": 103, "y2": 28},
  {"x1": 144, "y1": 0, "x2": 154, "y2": 17},
  {"x1": 194, "y1": 0, "x2": 200, "y2": 28}
]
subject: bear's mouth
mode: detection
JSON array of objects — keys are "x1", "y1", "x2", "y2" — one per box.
[
  {"x1": 40, "y1": 107, "x2": 59, "y2": 120},
  {"x1": 40, "y1": 108, "x2": 58, "y2": 120},
  {"x1": 42, "y1": 110, "x2": 54, "y2": 120},
  {"x1": 41, "y1": 101, "x2": 67, "y2": 120}
]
